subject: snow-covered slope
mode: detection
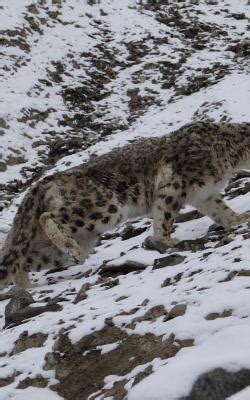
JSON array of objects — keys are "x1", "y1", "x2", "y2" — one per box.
[{"x1": 0, "y1": 1, "x2": 250, "y2": 399}]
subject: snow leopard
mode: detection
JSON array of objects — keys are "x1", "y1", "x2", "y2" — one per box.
[{"x1": 0, "y1": 122, "x2": 249, "y2": 288}]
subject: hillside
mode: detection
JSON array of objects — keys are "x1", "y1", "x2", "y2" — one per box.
[{"x1": 0, "y1": 1, "x2": 250, "y2": 399}]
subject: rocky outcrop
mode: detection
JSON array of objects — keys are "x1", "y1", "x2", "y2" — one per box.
[{"x1": 184, "y1": 368, "x2": 250, "y2": 400}]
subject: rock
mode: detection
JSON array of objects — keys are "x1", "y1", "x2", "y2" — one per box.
[
  {"x1": 175, "y1": 238, "x2": 206, "y2": 252},
  {"x1": 165, "y1": 304, "x2": 187, "y2": 321},
  {"x1": 100, "y1": 277, "x2": 120, "y2": 289},
  {"x1": 205, "y1": 309, "x2": 232, "y2": 320},
  {"x1": 214, "y1": 234, "x2": 233, "y2": 248},
  {"x1": 128, "y1": 305, "x2": 168, "y2": 329},
  {"x1": 105, "y1": 317, "x2": 115, "y2": 327},
  {"x1": 120, "y1": 223, "x2": 148, "y2": 240},
  {"x1": 144, "y1": 235, "x2": 174, "y2": 253},
  {"x1": 0, "y1": 162, "x2": 7, "y2": 172},
  {"x1": 222, "y1": 271, "x2": 238, "y2": 282},
  {"x1": 184, "y1": 368, "x2": 250, "y2": 400},
  {"x1": 6, "y1": 155, "x2": 26, "y2": 166},
  {"x1": 161, "y1": 272, "x2": 183, "y2": 288},
  {"x1": 226, "y1": 181, "x2": 250, "y2": 199},
  {"x1": 0, "y1": 287, "x2": 18, "y2": 301},
  {"x1": 0, "y1": 376, "x2": 15, "y2": 387},
  {"x1": 205, "y1": 0, "x2": 218, "y2": 4},
  {"x1": 99, "y1": 261, "x2": 148, "y2": 277},
  {"x1": 4, "y1": 288, "x2": 62, "y2": 327},
  {"x1": 208, "y1": 224, "x2": 225, "y2": 233},
  {"x1": 226, "y1": 39, "x2": 250, "y2": 58},
  {"x1": 101, "y1": 231, "x2": 120, "y2": 240},
  {"x1": 230, "y1": 170, "x2": 250, "y2": 181},
  {"x1": 153, "y1": 254, "x2": 185, "y2": 269},
  {"x1": 176, "y1": 338, "x2": 194, "y2": 348},
  {"x1": 12, "y1": 331, "x2": 48, "y2": 354},
  {"x1": 230, "y1": 12, "x2": 247, "y2": 20},
  {"x1": 142, "y1": 305, "x2": 168, "y2": 321},
  {"x1": 175, "y1": 210, "x2": 203, "y2": 223},
  {"x1": 115, "y1": 295, "x2": 128, "y2": 302},
  {"x1": 0, "y1": 118, "x2": 8, "y2": 129},
  {"x1": 238, "y1": 269, "x2": 250, "y2": 277},
  {"x1": 5, "y1": 288, "x2": 34, "y2": 317},
  {"x1": 5, "y1": 303, "x2": 62, "y2": 327},
  {"x1": 74, "y1": 282, "x2": 91, "y2": 304},
  {"x1": 17, "y1": 374, "x2": 48, "y2": 389},
  {"x1": 118, "y1": 307, "x2": 141, "y2": 317}
]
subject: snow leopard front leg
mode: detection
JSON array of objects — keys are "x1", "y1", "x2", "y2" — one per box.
[{"x1": 145, "y1": 181, "x2": 185, "y2": 253}]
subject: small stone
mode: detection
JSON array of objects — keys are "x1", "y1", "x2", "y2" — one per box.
[
  {"x1": 175, "y1": 210, "x2": 203, "y2": 223},
  {"x1": 175, "y1": 239, "x2": 206, "y2": 252},
  {"x1": 99, "y1": 261, "x2": 147, "y2": 277},
  {"x1": 175, "y1": 338, "x2": 194, "y2": 348},
  {"x1": 143, "y1": 305, "x2": 168, "y2": 321},
  {"x1": 215, "y1": 235, "x2": 233, "y2": 248},
  {"x1": 0, "y1": 162, "x2": 7, "y2": 172},
  {"x1": 205, "y1": 309, "x2": 232, "y2": 320},
  {"x1": 127, "y1": 305, "x2": 167, "y2": 329},
  {"x1": 153, "y1": 254, "x2": 185, "y2": 269},
  {"x1": 120, "y1": 223, "x2": 147, "y2": 240},
  {"x1": 238, "y1": 269, "x2": 250, "y2": 277},
  {"x1": 161, "y1": 277, "x2": 172, "y2": 287},
  {"x1": 0, "y1": 118, "x2": 8, "y2": 129},
  {"x1": 208, "y1": 224, "x2": 225, "y2": 233},
  {"x1": 105, "y1": 317, "x2": 114, "y2": 327},
  {"x1": 140, "y1": 298, "x2": 150, "y2": 307},
  {"x1": 161, "y1": 272, "x2": 183, "y2": 288},
  {"x1": 17, "y1": 374, "x2": 48, "y2": 389},
  {"x1": 101, "y1": 278, "x2": 119, "y2": 289},
  {"x1": 115, "y1": 296, "x2": 128, "y2": 302},
  {"x1": 165, "y1": 304, "x2": 187, "y2": 321},
  {"x1": 6, "y1": 156, "x2": 26, "y2": 166},
  {"x1": 12, "y1": 332, "x2": 48, "y2": 355},
  {"x1": 230, "y1": 12, "x2": 247, "y2": 20},
  {"x1": 74, "y1": 282, "x2": 91, "y2": 304}
]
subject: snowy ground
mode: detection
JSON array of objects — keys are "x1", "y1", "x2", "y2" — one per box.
[{"x1": 0, "y1": 1, "x2": 250, "y2": 399}]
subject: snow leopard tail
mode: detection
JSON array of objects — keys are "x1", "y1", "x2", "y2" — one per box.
[{"x1": 39, "y1": 212, "x2": 85, "y2": 264}]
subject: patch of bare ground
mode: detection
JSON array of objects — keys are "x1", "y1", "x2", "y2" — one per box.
[{"x1": 49, "y1": 325, "x2": 192, "y2": 399}]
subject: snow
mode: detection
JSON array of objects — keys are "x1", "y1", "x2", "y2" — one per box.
[
  {"x1": 128, "y1": 325, "x2": 250, "y2": 400},
  {"x1": 0, "y1": 0, "x2": 250, "y2": 399},
  {"x1": 0, "y1": 387, "x2": 63, "y2": 400},
  {"x1": 228, "y1": 387, "x2": 250, "y2": 400}
]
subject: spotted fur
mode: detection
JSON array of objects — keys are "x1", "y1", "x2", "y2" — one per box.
[{"x1": 0, "y1": 122, "x2": 249, "y2": 288}]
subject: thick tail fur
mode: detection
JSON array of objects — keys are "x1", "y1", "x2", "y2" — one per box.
[
  {"x1": 0, "y1": 184, "x2": 44, "y2": 288},
  {"x1": 39, "y1": 212, "x2": 85, "y2": 263}
]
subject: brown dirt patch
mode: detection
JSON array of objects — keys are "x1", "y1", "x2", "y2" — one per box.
[{"x1": 50, "y1": 325, "x2": 182, "y2": 399}]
